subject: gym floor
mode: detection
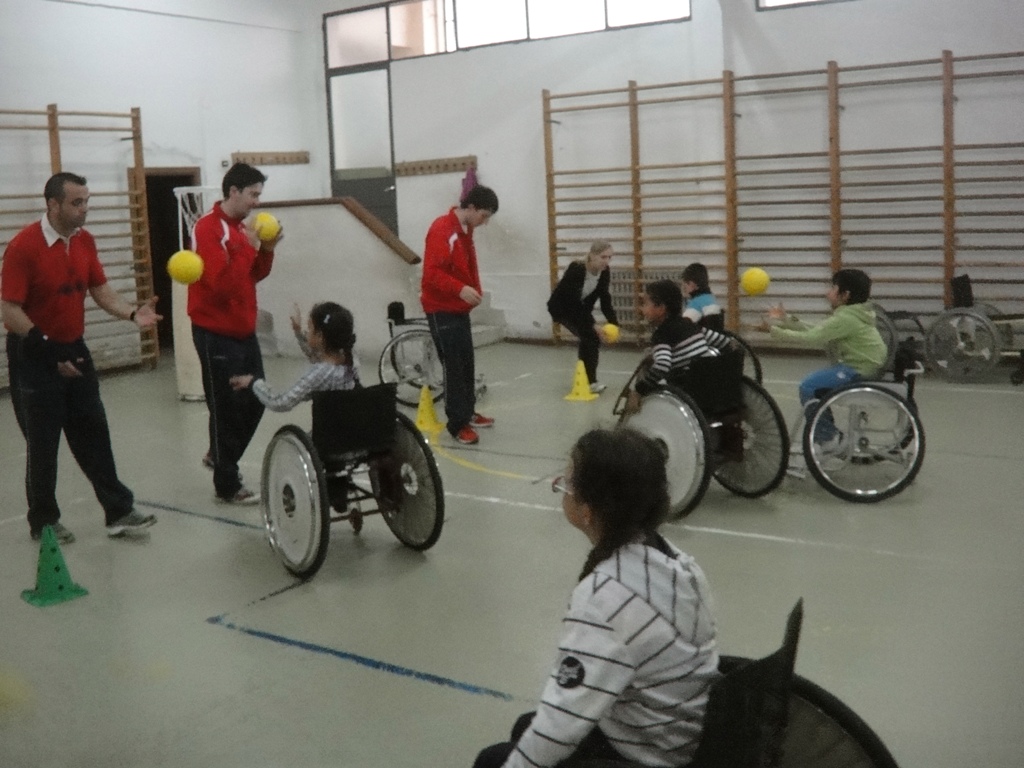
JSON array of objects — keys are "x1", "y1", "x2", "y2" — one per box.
[{"x1": 0, "y1": 342, "x2": 1021, "y2": 768}]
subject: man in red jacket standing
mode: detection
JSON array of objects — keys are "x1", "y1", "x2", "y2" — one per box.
[
  {"x1": 190, "y1": 163, "x2": 282, "y2": 503},
  {"x1": 421, "y1": 185, "x2": 499, "y2": 445}
]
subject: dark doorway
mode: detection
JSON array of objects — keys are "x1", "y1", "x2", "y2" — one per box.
[{"x1": 145, "y1": 169, "x2": 201, "y2": 350}]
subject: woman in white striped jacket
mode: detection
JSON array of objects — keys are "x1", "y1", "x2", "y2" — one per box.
[{"x1": 473, "y1": 428, "x2": 720, "y2": 768}]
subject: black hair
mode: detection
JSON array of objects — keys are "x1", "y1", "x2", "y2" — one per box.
[
  {"x1": 44, "y1": 172, "x2": 88, "y2": 203},
  {"x1": 571, "y1": 428, "x2": 670, "y2": 580},
  {"x1": 460, "y1": 184, "x2": 499, "y2": 214},
  {"x1": 681, "y1": 262, "x2": 710, "y2": 292},
  {"x1": 221, "y1": 163, "x2": 268, "y2": 198},
  {"x1": 309, "y1": 301, "x2": 356, "y2": 364},
  {"x1": 645, "y1": 279, "x2": 683, "y2": 319},
  {"x1": 832, "y1": 268, "x2": 872, "y2": 305}
]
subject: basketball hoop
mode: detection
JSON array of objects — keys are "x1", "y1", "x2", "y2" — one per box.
[{"x1": 173, "y1": 186, "x2": 219, "y2": 251}]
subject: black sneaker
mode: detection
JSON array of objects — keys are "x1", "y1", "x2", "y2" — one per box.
[
  {"x1": 30, "y1": 522, "x2": 76, "y2": 544},
  {"x1": 106, "y1": 509, "x2": 157, "y2": 537}
]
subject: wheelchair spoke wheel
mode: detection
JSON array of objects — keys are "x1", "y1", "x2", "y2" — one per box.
[
  {"x1": 261, "y1": 425, "x2": 331, "y2": 579},
  {"x1": 619, "y1": 386, "x2": 711, "y2": 518},
  {"x1": 376, "y1": 413, "x2": 444, "y2": 550},
  {"x1": 925, "y1": 307, "x2": 1002, "y2": 380},
  {"x1": 803, "y1": 384, "x2": 925, "y2": 503},
  {"x1": 724, "y1": 331, "x2": 763, "y2": 384},
  {"x1": 713, "y1": 377, "x2": 789, "y2": 498},
  {"x1": 378, "y1": 328, "x2": 445, "y2": 407}
]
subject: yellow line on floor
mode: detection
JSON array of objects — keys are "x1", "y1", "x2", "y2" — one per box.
[{"x1": 431, "y1": 444, "x2": 535, "y2": 481}]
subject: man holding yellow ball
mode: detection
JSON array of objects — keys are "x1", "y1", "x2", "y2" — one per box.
[{"x1": 189, "y1": 162, "x2": 283, "y2": 504}]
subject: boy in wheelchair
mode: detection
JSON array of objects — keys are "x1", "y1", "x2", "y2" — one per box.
[
  {"x1": 628, "y1": 280, "x2": 747, "y2": 463},
  {"x1": 763, "y1": 269, "x2": 887, "y2": 452}
]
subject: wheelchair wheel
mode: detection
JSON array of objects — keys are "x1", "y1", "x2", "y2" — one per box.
[
  {"x1": 713, "y1": 377, "x2": 789, "y2": 498},
  {"x1": 374, "y1": 412, "x2": 444, "y2": 550},
  {"x1": 803, "y1": 384, "x2": 925, "y2": 503},
  {"x1": 618, "y1": 386, "x2": 712, "y2": 518},
  {"x1": 873, "y1": 306, "x2": 899, "y2": 374},
  {"x1": 925, "y1": 307, "x2": 1002, "y2": 380},
  {"x1": 261, "y1": 425, "x2": 331, "y2": 579},
  {"x1": 724, "y1": 331, "x2": 763, "y2": 384},
  {"x1": 378, "y1": 328, "x2": 445, "y2": 407}
]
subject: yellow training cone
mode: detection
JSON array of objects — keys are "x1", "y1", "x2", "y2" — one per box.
[
  {"x1": 564, "y1": 360, "x2": 598, "y2": 402},
  {"x1": 415, "y1": 385, "x2": 444, "y2": 434}
]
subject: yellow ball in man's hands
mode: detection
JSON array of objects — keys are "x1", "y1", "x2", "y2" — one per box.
[
  {"x1": 254, "y1": 211, "x2": 281, "y2": 242},
  {"x1": 741, "y1": 267, "x2": 771, "y2": 296},
  {"x1": 166, "y1": 250, "x2": 204, "y2": 285},
  {"x1": 603, "y1": 323, "x2": 620, "y2": 343}
]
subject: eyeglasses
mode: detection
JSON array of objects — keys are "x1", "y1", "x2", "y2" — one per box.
[{"x1": 551, "y1": 475, "x2": 573, "y2": 495}]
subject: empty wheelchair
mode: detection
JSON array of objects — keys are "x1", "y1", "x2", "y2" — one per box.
[
  {"x1": 260, "y1": 382, "x2": 444, "y2": 580},
  {"x1": 612, "y1": 350, "x2": 789, "y2": 518},
  {"x1": 788, "y1": 346, "x2": 925, "y2": 504},
  {"x1": 378, "y1": 301, "x2": 446, "y2": 407},
  {"x1": 925, "y1": 273, "x2": 1024, "y2": 383}
]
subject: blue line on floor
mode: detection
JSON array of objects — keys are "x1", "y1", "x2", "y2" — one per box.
[
  {"x1": 137, "y1": 499, "x2": 264, "y2": 530},
  {"x1": 206, "y1": 614, "x2": 515, "y2": 701}
]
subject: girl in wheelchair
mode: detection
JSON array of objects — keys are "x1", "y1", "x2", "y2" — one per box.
[
  {"x1": 473, "y1": 428, "x2": 719, "y2": 768},
  {"x1": 230, "y1": 301, "x2": 360, "y2": 410},
  {"x1": 763, "y1": 269, "x2": 887, "y2": 451}
]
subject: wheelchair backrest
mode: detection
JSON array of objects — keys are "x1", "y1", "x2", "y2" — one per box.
[
  {"x1": 667, "y1": 350, "x2": 745, "y2": 417},
  {"x1": 311, "y1": 383, "x2": 398, "y2": 459},
  {"x1": 951, "y1": 274, "x2": 974, "y2": 308}
]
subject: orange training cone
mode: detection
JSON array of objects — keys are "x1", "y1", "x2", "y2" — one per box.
[
  {"x1": 564, "y1": 360, "x2": 598, "y2": 402},
  {"x1": 21, "y1": 526, "x2": 88, "y2": 608},
  {"x1": 415, "y1": 385, "x2": 444, "y2": 435}
]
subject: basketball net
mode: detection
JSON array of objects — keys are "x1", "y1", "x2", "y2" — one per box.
[{"x1": 170, "y1": 186, "x2": 219, "y2": 401}]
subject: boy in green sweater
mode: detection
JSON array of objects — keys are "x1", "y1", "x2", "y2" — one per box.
[{"x1": 765, "y1": 268, "x2": 887, "y2": 449}]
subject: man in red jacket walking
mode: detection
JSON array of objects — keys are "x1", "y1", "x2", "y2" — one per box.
[
  {"x1": 421, "y1": 185, "x2": 499, "y2": 445},
  {"x1": 190, "y1": 163, "x2": 283, "y2": 503}
]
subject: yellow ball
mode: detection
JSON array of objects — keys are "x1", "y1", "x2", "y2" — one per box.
[
  {"x1": 741, "y1": 267, "x2": 771, "y2": 296},
  {"x1": 603, "y1": 323, "x2": 620, "y2": 343},
  {"x1": 166, "y1": 250, "x2": 204, "y2": 285},
  {"x1": 254, "y1": 211, "x2": 281, "y2": 242}
]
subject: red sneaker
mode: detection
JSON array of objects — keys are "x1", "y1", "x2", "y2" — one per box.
[
  {"x1": 455, "y1": 425, "x2": 480, "y2": 445},
  {"x1": 470, "y1": 413, "x2": 495, "y2": 428}
]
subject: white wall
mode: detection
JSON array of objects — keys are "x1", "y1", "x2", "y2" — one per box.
[{"x1": 0, "y1": 0, "x2": 331, "y2": 201}]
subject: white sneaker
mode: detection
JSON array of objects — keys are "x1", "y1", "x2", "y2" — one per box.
[{"x1": 589, "y1": 382, "x2": 607, "y2": 394}]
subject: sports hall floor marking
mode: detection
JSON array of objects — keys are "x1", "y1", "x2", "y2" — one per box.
[
  {"x1": 430, "y1": 444, "x2": 538, "y2": 481},
  {"x1": 129, "y1": 500, "x2": 518, "y2": 702},
  {"x1": 205, "y1": 613, "x2": 515, "y2": 702}
]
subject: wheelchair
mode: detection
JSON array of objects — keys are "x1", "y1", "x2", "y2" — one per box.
[
  {"x1": 787, "y1": 344, "x2": 926, "y2": 504},
  {"x1": 260, "y1": 382, "x2": 444, "y2": 580},
  {"x1": 378, "y1": 301, "x2": 446, "y2": 408},
  {"x1": 924, "y1": 274, "x2": 1024, "y2": 383},
  {"x1": 563, "y1": 600, "x2": 900, "y2": 768},
  {"x1": 612, "y1": 349, "x2": 789, "y2": 518}
]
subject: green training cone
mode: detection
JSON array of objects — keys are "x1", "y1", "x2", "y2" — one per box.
[{"x1": 21, "y1": 525, "x2": 88, "y2": 608}]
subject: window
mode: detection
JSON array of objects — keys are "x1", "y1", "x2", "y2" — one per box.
[
  {"x1": 758, "y1": 0, "x2": 852, "y2": 8},
  {"x1": 454, "y1": 0, "x2": 528, "y2": 48},
  {"x1": 325, "y1": 0, "x2": 689, "y2": 65}
]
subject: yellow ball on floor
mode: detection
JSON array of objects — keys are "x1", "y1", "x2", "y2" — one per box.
[
  {"x1": 254, "y1": 211, "x2": 281, "y2": 242},
  {"x1": 741, "y1": 267, "x2": 771, "y2": 296},
  {"x1": 166, "y1": 250, "x2": 204, "y2": 285},
  {"x1": 603, "y1": 323, "x2": 620, "y2": 343}
]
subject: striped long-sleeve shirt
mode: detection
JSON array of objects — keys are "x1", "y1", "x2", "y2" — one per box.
[
  {"x1": 504, "y1": 539, "x2": 719, "y2": 768},
  {"x1": 636, "y1": 316, "x2": 731, "y2": 395},
  {"x1": 251, "y1": 361, "x2": 359, "y2": 412}
]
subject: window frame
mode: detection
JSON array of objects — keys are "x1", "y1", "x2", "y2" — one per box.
[
  {"x1": 323, "y1": 0, "x2": 691, "y2": 65},
  {"x1": 755, "y1": 0, "x2": 857, "y2": 11}
]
